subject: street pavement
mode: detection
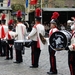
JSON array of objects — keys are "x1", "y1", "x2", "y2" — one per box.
[
  {"x1": 0, "y1": 45, "x2": 70, "y2": 75},
  {"x1": 0, "y1": 32, "x2": 70, "y2": 75}
]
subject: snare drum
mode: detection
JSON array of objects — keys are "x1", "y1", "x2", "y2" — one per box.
[
  {"x1": 14, "y1": 40, "x2": 32, "y2": 50},
  {"x1": 49, "y1": 30, "x2": 72, "y2": 51},
  {"x1": 14, "y1": 40, "x2": 25, "y2": 50},
  {"x1": 24, "y1": 40, "x2": 33, "y2": 47}
]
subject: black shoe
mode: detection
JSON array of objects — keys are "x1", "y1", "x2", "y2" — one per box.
[
  {"x1": 9, "y1": 57, "x2": 13, "y2": 60},
  {"x1": 30, "y1": 66, "x2": 38, "y2": 68},
  {"x1": 5, "y1": 58, "x2": 9, "y2": 60},
  {"x1": 13, "y1": 61, "x2": 21, "y2": 64},
  {"x1": 1, "y1": 54, "x2": 5, "y2": 57},
  {"x1": 47, "y1": 71, "x2": 57, "y2": 74}
]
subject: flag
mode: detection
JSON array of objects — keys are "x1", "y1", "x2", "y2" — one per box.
[
  {"x1": 7, "y1": 0, "x2": 10, "y2": 7},
  {"x1": 30, "y1": 0, "x2": 38, "y2": 5},
  {"x1": 26, "y1": 0, "x2": 28, "y2": 8}
]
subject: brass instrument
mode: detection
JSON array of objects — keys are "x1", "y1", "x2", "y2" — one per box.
[{"x1": 39, "y1": 33, "x2": 47, "y2": 44}]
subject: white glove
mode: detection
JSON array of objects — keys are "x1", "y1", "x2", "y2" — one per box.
[{"x1": 26, "y1": 36, "x2": 28, "y2": 40}]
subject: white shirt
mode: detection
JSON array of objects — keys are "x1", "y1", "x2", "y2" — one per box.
[{"x1": 16, "y1": 23, "x2": 27, "y2": 40}]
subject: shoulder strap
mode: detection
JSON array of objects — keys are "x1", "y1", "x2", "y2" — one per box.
[
  {"x1": 8, "y1": 32, "x2": 12, "y2": 40},
  {"x1": 72, "y1": 32, "x2": 75, "y2": 36},
  {"x1": 1, "y1": 26, "x2": 5, "y2": 39}
]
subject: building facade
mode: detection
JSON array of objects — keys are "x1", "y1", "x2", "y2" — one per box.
[
  {"x1": 24, "y1": 0, "x2": 75, "y2": 21},
  {"x1": 0, "y1": 0, "x2": 12, "y2": 25}
]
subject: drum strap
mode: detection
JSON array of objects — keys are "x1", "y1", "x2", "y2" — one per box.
[
  {"x1": 8, "y1": 32, "x2": 12, "y2": 40},
  {"x1": 72, "y1": 32, "x2": 75, "y2": 37},
  {"x1": 49, "y1": 29, "x2": 53, "y2": 37},
  {"x1": 1, "y1": 26, "x2": 5, "y2": 39}
]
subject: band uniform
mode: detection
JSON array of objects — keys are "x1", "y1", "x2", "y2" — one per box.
[
  {"x1": 14, "y1": 10, "x2": 27, "y2": 63},
  {"x1": 5, "y1": 19, "x2": 18, "y2": 60}
]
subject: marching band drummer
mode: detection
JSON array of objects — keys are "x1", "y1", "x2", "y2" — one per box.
[
  {"x1": 65, "y1": 17, "x2": 75, "y2": 75},
  {"x1": 47, "y1": 12, "x2": 60, "y2": 75},
  {"x1": 0, "y1": 20, "x2": 2, "y2": 56},
  {"x1": 0, "y1": 14, "x2": 8, "y2": 56},
  {"x1": 27, "y1": 8, "x2": 45, "y2": 68},
  {"x1": 14, "y1": 10, "x2": 27, "y2": 63},
  {"x1": 4, "y1": 19, "x2": 18, "y2": 60}
]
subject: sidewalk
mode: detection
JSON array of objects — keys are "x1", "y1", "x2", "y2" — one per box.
[{"x1": 0, "y1": 45, "x2": 70, "y2": 75}]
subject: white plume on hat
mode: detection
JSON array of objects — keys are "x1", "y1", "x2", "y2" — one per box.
[
  {"x1": 67, "y1": 20, "x2": 72, "y2": 23},
  {"x1": 50, "y1": 19, "x2": 56, "y2": 24}
]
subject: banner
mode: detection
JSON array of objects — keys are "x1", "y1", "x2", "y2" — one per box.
[
  {"x1": 7, "y1": 0, "x2": 10, "y2": 7},
  {"x1": 30, "y1": 0, "x2": 38, "y2": 5},
  {"x1": 26, "y1": 0, "x2": 28, "y2": 8}
]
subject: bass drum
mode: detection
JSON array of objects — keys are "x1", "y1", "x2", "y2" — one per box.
[{"x1": 49, "y1": 30, "x2": 72, "y2": 51}]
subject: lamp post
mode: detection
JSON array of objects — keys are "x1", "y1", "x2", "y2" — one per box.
[
  {"x1": 25, "y1": 0, "x2": 30, "y2": 22},
  {"x1": 41, "y1": 0, "x2": 42, "y2": 24}
]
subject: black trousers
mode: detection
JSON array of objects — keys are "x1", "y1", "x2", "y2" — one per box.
[
  {"x1": 48, "y1": 45, "x2": 57, "y2": 73},
  {"x1": 15, "y1": 49, "x2": 23, "y2": 63},
  {"x1": 68, "y1": 50, "x2": 75, "y2": 75},
  {"x1": 0, "y1": 39, "x2": 2, "y2": 55},
  {"x1": 6, "y1": 44, "x2": 13, "y2": 59},
  {"x1": 31, "y1": 41, "x2": 41, "y2": 67},
  {"x1": 0, "y1": 40, "x2": 6, "y2": 56}
]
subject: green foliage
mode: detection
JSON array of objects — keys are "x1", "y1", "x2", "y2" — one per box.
[{"x1": 11, "y1": 4, "x2": 25, "y2": 12}]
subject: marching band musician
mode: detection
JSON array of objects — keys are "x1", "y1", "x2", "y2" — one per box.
[
  {"x1": 0, "y1": 20, "x2": 2, "y2": 56},
  {"x1": 14, "y1": 10, "x2": 27, "y2": 63},
  {"x1": 0, "y1": 14, "x2": 8, "y2": 56},
  {"x1": 65, "y1": 17, "x2": 75, "y2": 75},
  {"x1": 47, "y1": 12, "x2": 60, "y2": 75},
  {"x1": 5, "y1": 19, "x2": 18, "y2": 60},
  {"x1": 27, "y1": 8, "x2": 45, "y2": 68}
]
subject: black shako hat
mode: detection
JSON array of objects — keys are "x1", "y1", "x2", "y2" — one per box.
[
  {"x1": 16, "y1": 10, "x2": 22, "y2": 21},
  {"x1": 35, "y1": 8, "x2": 41, "y2": 22},
  {"x1": 1, "y1": 14, "x2": 6, "y2": 24},
  {"x1": 8, "y1": 19, "x2": 14, "y2": 30},
  {"x1": 50, "y1": 12, "x2": 60, "y2": 26}
]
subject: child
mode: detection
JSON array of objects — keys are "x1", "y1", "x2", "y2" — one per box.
[{"x1": 5, "y1": 20, "x2": 18, "y2": 60}]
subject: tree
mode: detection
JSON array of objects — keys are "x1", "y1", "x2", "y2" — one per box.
[
  {"x1": 11, "y1": 4, "x2": 25, "y2": 21},
  {"x1": 11, "y1": 4, "x2": 25, "y2": 12}
]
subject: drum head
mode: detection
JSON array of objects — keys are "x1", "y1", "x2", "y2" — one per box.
[{"x1": 49, "y1": 31, "x2": 67, "y2": 51}]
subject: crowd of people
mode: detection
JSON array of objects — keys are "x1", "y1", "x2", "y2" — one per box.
[{"x1": 0, "y1": 8, "x2": 75, "y2": 75}]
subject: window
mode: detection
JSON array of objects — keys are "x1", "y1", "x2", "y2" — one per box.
[{"x1": 0, "y1": 0, "x2": 3, "y2": 2}]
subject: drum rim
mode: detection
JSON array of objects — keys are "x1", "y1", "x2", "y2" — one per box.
[
  {"x1": 60, "y1": 30, "x2": 72, "y2": 38},
  {"x1": 14, "y1": 40, "x2": 32, "y2": 43},
  {"x1": 49, "y1": 31, "x2": 69, "y2": 51}
]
